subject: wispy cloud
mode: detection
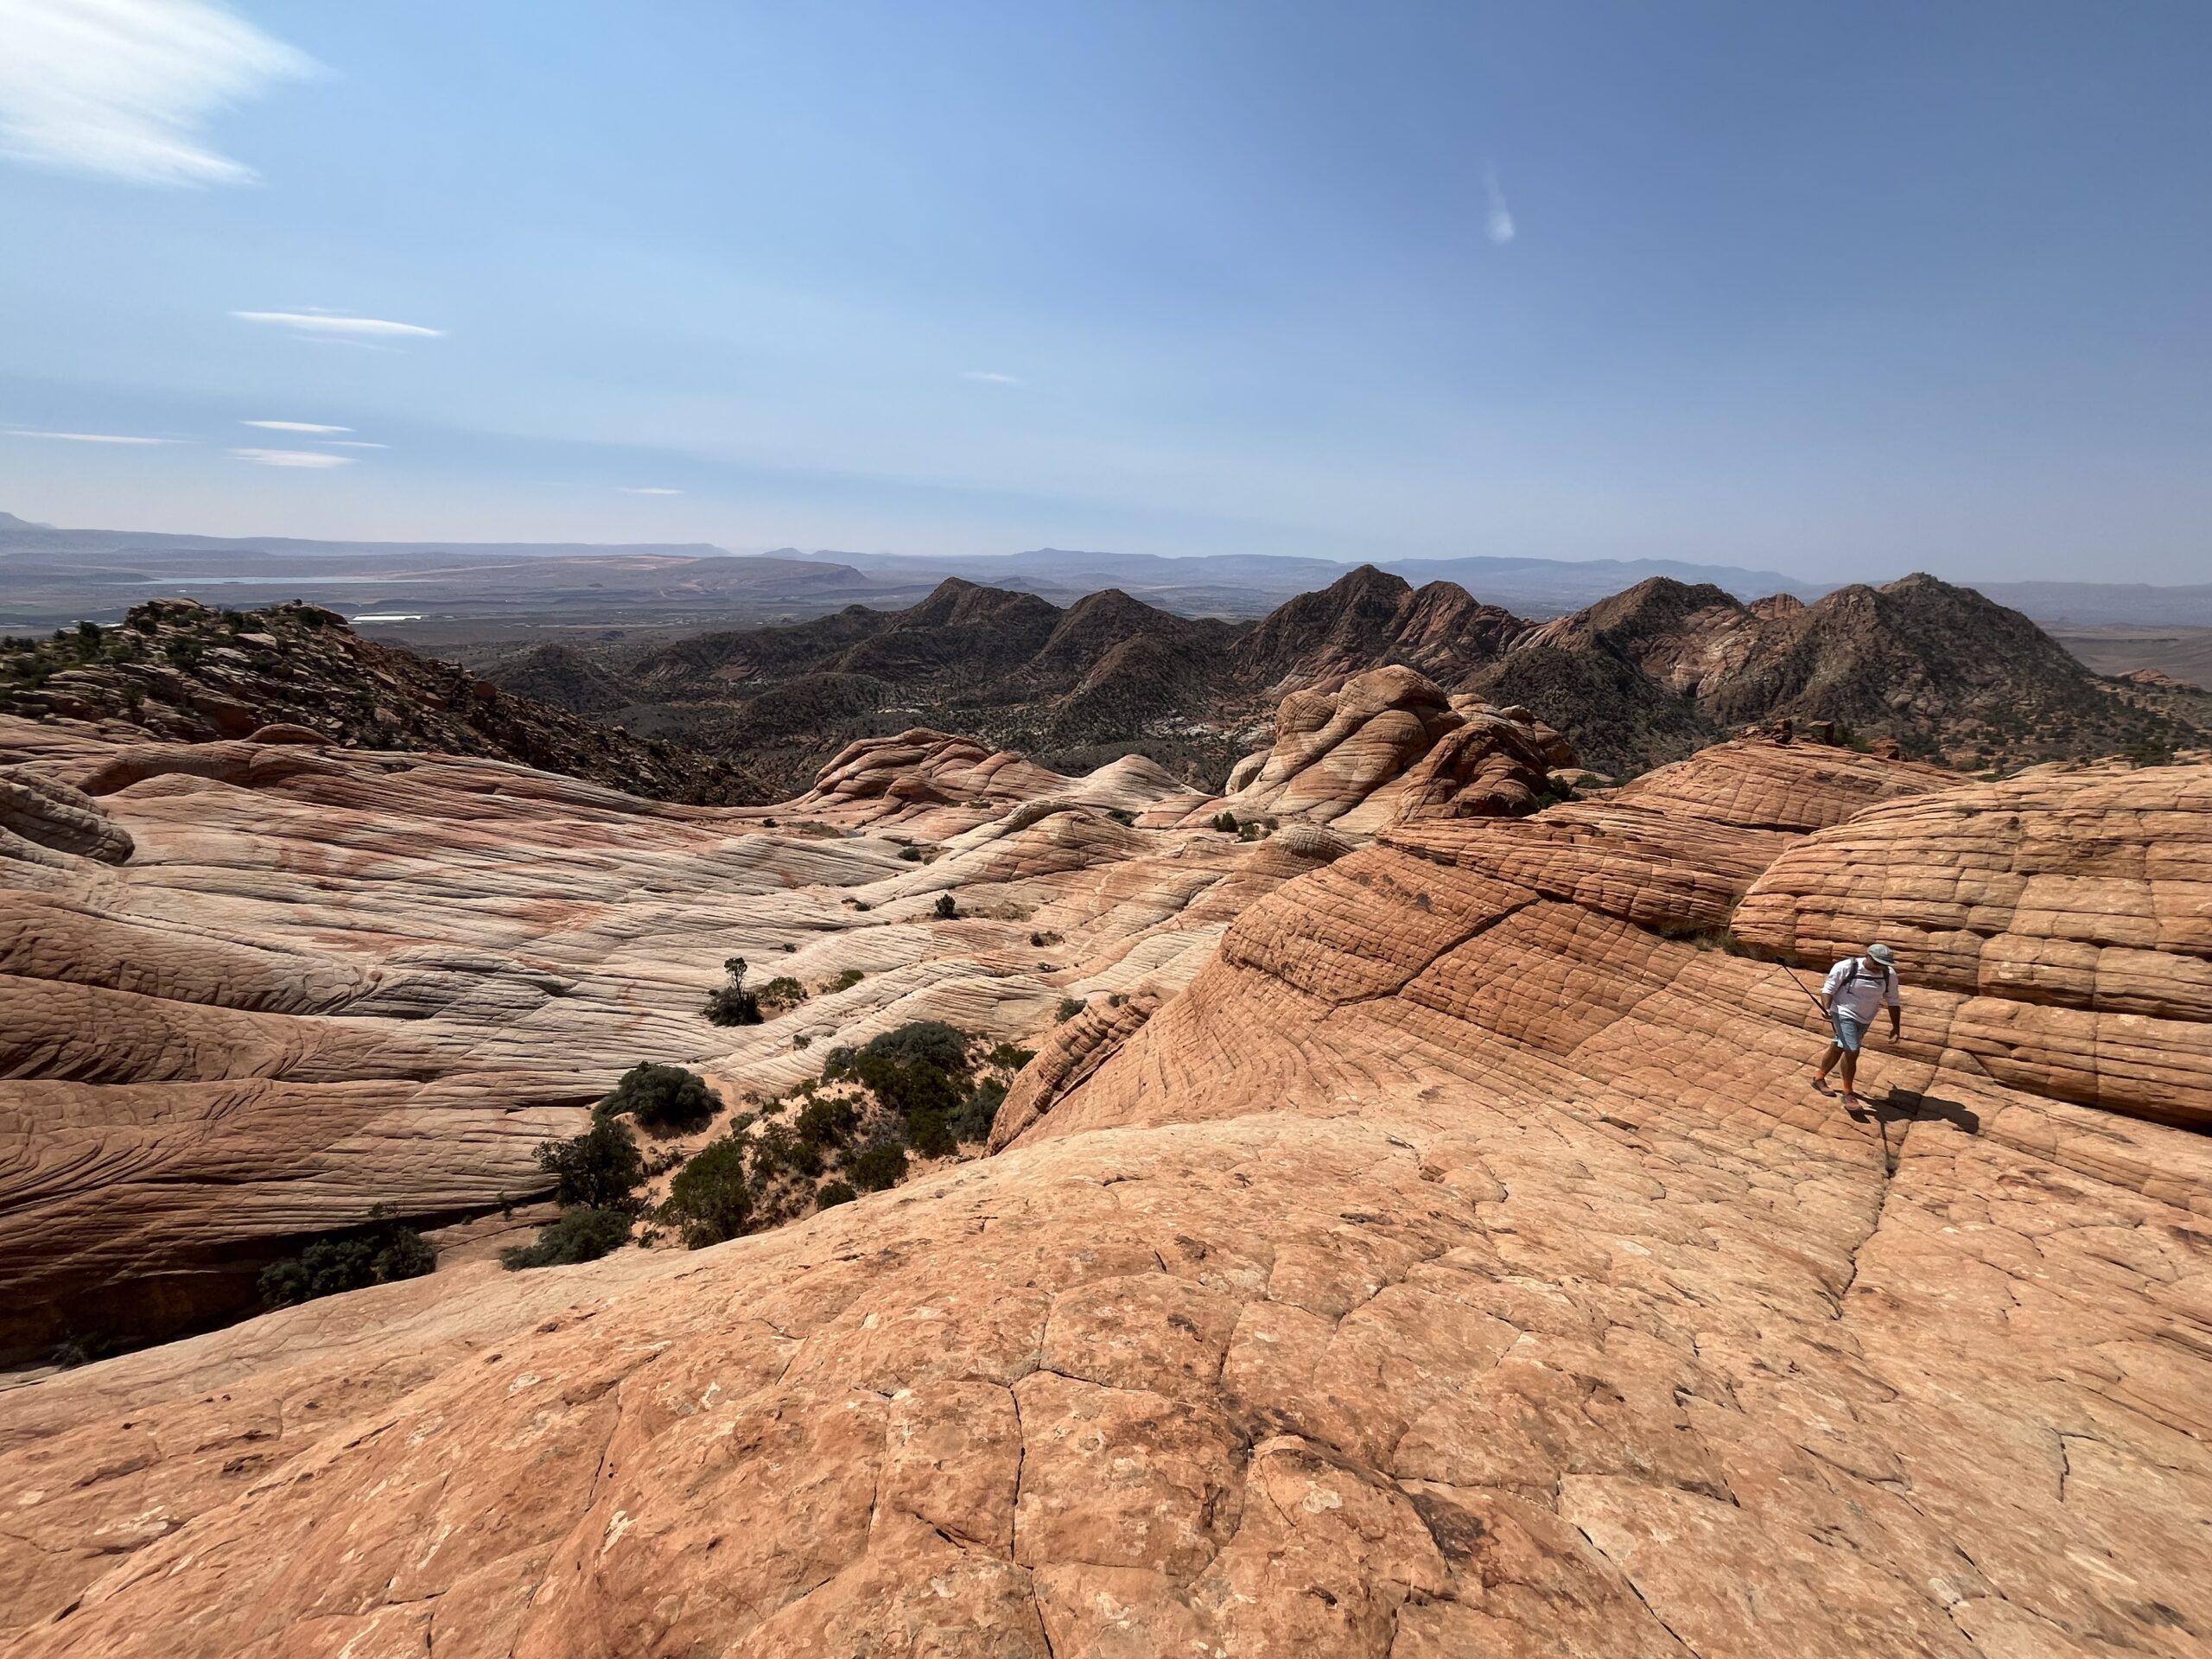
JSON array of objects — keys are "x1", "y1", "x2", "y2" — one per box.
[
  {"x1": 616, "y1": 486, "x2": 682, "y2": 495},
  {"x1": 232, "y1": 309, "x2": 446, "y2": 340},
  {"x1": 1483, "y1": 163, "x2": 1516, "y2": 246},
  {"x1": 324, "y1": 439, "x2": 387, "y2": 449},
  {"x1": 962, "y1": 370, "x2": 1022, "y2": 385},
  {"x1": 5, "y1": 427, "x2": 177, "y2": 444},
  {"x1": 231, "y1": 446, "x2": 353, "y2": 468},
  {"x1": 241, "y1": 418, "x2": 348, "y2": 433},
  {"x1": 0, "y1": 0, "x2": 314, "y2": 186}
]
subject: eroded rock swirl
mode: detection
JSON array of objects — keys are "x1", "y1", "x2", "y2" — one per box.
[{"x1": 1, "y1": 675, "x2": 2207, "y2": 1659}]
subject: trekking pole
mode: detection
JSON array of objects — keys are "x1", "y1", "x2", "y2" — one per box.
[{"x1": 1777, "y1": 961, "x2": 1827, "y2": 1016}]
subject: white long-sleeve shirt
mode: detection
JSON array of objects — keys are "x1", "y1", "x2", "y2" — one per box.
[{"x1": 1823, "y1": 957, "x2": 1901, "y2": 1024}]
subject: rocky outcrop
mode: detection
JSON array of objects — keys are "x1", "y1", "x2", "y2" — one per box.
[
  {"x1": 1185, "y1": 667, "x2": 1570, "y2": 834},
  {"x1": 2, "y1": 718, "x2": 2207, "y2": 1657},
  {"x1": 0, "y1": 599, "x2": 760, "y2": 804}
]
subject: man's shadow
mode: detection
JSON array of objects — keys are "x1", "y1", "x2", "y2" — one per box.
[{"x1": 1850, "y1": 1086, "x2": 1980, "y2": 1136}]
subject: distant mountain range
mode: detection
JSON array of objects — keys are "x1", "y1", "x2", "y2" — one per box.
[
  {"x1": 490, "y1": 566, "x2": 2212, "y2": 788},
  {"x1": 10, "y1": 508, "x2": 2210, "y2": 632}
]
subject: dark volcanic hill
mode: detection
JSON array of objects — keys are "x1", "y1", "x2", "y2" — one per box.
[
  {"x1": 1491, "y1": 573, "x2": 2210, "y2": 772},
  {"x1": 0, "y1": 598, "x2": 763, "y2": 803},
  {"x1": 489, "y1": 567, "x2": 2210, "y2": 789}
]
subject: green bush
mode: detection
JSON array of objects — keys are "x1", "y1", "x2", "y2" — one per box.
[
  {"x1": 954, "y1": 1077, "x2": 1007, "y2": 1143},
  {"x1": 848, "y1": 1141, "x2": 909, "y2": 1192},
  {"x1": 502, "y1": 1207, "x2": 632, "y2": 1270},
  {"x1": 535, "y1": 1118, "x2": 644, "y2": 1210},
  {"x1": 751, "y1": 1124, "x2": 824, "y2": 1182},
  {"x1": 986, "y1": 1043, "x2": 1035, "y2": 1071},
  {"x1": 663, "y1": 1137, "x2": 753, "y2": 1248},
  {"x1": 601, "y1": 1063, "x2": 720, "y2": 1135},
  {"x1": 258, "y1": 1207, "x2": 436, "y2": 1307},
  {"x1": 817, "y1": 1180, "x2": 857, "y2": 1210},
  {"x1": 703, "y1": 984, "x2": 762, "y2": 1026},
  {"x1": 830, "y1": 968, "x2": 865, "y2": 991},
  {"x1": 1057, "y1": 997, "x2": 1086, "y2": 1022},
  {"x1": 898, "y1": 843, "x2": 924, "y2": 862},
  {"x1": 705, "y1": 957, "x2": 764, "y2": 1026},
  {"x1": 860, "y1": 1021, "x2": 969, "y2": 1071},
  {"x1": 756, "y1": 975, "x2": 805, "y2": 1011},
  {"x1": 933, "y1": 893, "x2": 958, "y2": 919},
  {"x1": 796, "y1": 1096, "x2": 859, "y2": 1147},
  {"x1": 908, "y1": 1108, "x2": 957, "y2": 1159},
  {"x1": 1211, "y1": 810, "x2": 1237, "y2": 833},
  {"x1": 855, "y1": 1054, "x2": 963, "y2": 1119}
]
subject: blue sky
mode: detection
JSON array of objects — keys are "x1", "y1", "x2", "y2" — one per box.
[{"x1": 1, "y1": 0, "x2": 2207, "y2": 582}]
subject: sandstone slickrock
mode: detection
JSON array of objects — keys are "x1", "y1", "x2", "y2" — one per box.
[
  {"x1": 0, "y1": 717, "x2": 1320, "y2": 1359},
  {"x1": 1, "y1": 721, "x2": 2208, "y2": 1659}
]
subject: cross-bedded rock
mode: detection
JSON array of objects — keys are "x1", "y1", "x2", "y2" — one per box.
[{"x1": 1, "y1": 720, "x2": 2206, "y2": 1659}]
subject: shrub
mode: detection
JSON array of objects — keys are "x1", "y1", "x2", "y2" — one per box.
[
  {"x1": 502, "y1": 1207, "x2": 632, "y2": 1270},
  {"x1": 1211, "y1": 810, "x2": 1237, "y2": 833},
  {"x1": 897, "y1": 843, "x2": 923, "y2": 862},
  {"x1": 534, "y1": 1118, "x2": 644, "y2": 1211},
  {"x1": 163, "y1": 637, "x2": 205, "y2": 670},
  {"x1": 860, "y1": 1021, "x2": 969, "y2": 1071},
  {"x1": 601, "y1": 1063, "x2": 720, "y2": 1135},
  {"x1": 796, "y1": 1096, "x2": 859, "y2": 1147},
  {"x1": 704, "y1": 983, "x2": 762, "y2": 1026},
  {"x1": 933, "y1": 893, "x2": 958, "y2": 919},
  {"x1": 908, "y1": 1108, "x2": 957, "y2": 1159},
  {"x1": 258, "y1": 1207, "x2": 436, "y2": 1308},
  {"x1": 751, "y1": 1124, "x2": 824, "y2": 1182},
  {"x1": 830, "y1": 969, "x2": 865, "y2": 992},
  {"x1": 755, "y1": 975, "x2": 805, "y2": 1011},
  {"x1": 817, "y1": 1180, "x2": 857, "y2": 1210},
  {"x1": 705, "y1": 957, "x2": 764, "y2": 1026},
  {"x1": 855, "y1": 1054, "x2": 964, "y2": 1119},
  {"x1": 954, "y1": 1078, "x2": 1007, "y2": 1143},
  {"x1": 848, "y1": 1141, "x2": 909, "y2": 1192},
  {"x1": 986, "y1": 1043, "x2": 1034, "y2": 1071},
  {"x1": 1057, "y1": 997, "x2": 1086, "y2": 1022},
  {"x1": 663, "y1": 1137, "x2": 753, "y2": 1248}
]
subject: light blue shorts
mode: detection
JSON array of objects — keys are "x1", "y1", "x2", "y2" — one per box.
[{"x1": 1831, "y1": 1009, "x2": 1869, "y2": 1053}]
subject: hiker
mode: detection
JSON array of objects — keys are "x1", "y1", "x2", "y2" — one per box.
[{"x1": 1813, "y1": 943, "x2": 1900, "y2": 1107}]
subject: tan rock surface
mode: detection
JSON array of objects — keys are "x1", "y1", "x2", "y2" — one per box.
[
  {"x1": 2, "y1": 728, "x2": 2208, "y2": 1658},
  {"x1": 0, "y1": 717, "x2": 1300, "y2": 1358},
  {"x1": 1177, "y1": 665, "x2": 1567, "y2": 835}
]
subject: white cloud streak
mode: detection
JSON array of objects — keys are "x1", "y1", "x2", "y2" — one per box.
[
  {"x1": 230, "y1": 446, "x2": 353, "y2": 468},
  {"x1": 0, "y1": 0, "x2": 314, "y2": 186},
  {"x1": 232, "y1": 309, "x2": 447, "y2": 339},
  {"x1": 5, "y1": 427, "x2": 177, "y2": 443},
  {"x1": 324, "y1": 439, "x2": 387, "y2": 448},
  {"x1": 616, "y1": 486, "x2": 682, "y2": 495},
  {"x1": 962, "y1": 370, "x2": 1022, "y2": 385},
  {"x1": 1483, "y1": 163, "x2": 1516, "y2": 245},
  {"x1": 241, "y1": 418, "x2": 348, "y2": 433}
]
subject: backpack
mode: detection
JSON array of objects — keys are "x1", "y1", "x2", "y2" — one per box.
[{"x1": 1838, "y1": 958, "x2": 1894, "y2": 995}]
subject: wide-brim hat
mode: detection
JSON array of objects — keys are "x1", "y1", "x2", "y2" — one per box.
[{"x1": 1866, "y1": 943, "x2": 1897, "y2": 966}]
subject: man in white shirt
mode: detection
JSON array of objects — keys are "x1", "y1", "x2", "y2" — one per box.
[{"x1": 1813, "y1": 943, "x2": 1901, "y2": 1108}]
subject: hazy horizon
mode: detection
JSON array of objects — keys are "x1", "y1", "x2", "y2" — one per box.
[{"x1": 3, "y1": 1, "x2": 2208, "y2": 583}]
